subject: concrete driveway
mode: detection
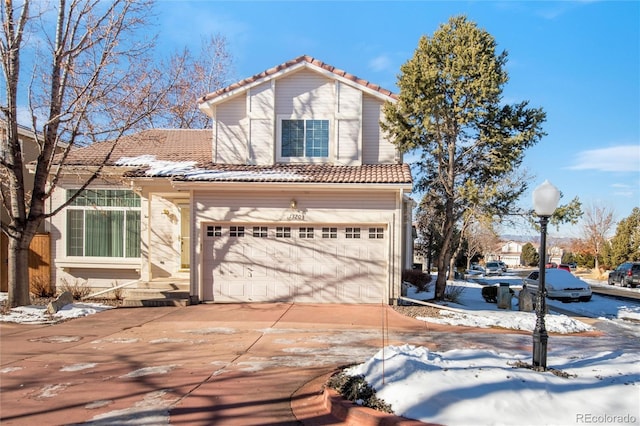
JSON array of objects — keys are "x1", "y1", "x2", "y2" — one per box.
[{"x1": 1, "y1": 303, "x2": 528, "y2": 425}]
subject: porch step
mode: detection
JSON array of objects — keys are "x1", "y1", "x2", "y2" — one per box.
[{"x1": 122, "y1": 288, "x2": 191, "y2": 308}]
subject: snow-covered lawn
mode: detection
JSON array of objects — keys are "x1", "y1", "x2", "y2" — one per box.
[{"x1": 349, "y1": 273, "x2": 640, "y2": 425}]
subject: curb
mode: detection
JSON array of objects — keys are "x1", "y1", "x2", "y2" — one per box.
[{"x1": 292, "y1": 371, "x2": 442, "y2": 426}]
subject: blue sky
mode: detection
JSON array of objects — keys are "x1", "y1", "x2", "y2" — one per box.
[{"x1": 153, "y1": 1, "x2": 639, "y2": 238}]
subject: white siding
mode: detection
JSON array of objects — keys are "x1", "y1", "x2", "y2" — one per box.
[
  {"x1": 362, "y1": 94, "x2": 396, "y2": 164},
  {"x1": 249, "y1": 119, "x2": 273, "y2": 164},
  {"x1": 192, "y1": 189, "x2": 399, "y2": 302},
  {"x1": 275, "y1": 69, "x2": 335, "y2": 117},
  {"x1": 336, "y1": 119, "x2": 360, "y2": 165},
  {"x1": 215, "y1": 95, "x2": 248, "y2": 164},
  {"x1": 248, "y1": 83, "x2": 275, "y2": 164},
  {"x1": 49, "y1": 179, "x2": 142, "y2": 293}
]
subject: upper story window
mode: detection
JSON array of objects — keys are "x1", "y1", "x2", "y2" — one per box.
[
  {"x1": 66, "y1": 189, "x2": 140, "y2": 258},
  {"x1": 279, "y1": 118, "x2": 329, "y2": 161}
]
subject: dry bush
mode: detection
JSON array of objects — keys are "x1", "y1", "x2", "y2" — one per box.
[
  {"x1": 111, "y1": 282, "x2": 124, "y2": 300},
  {"x1": 327, "y1": 372, "x2": 394, "y2": 413},
  {"x1": 30, "y1": 277, "x2": 55, "y2": 298},
  {"x1": 59, "y1": 278, "x2": 91, "y2": 300}
]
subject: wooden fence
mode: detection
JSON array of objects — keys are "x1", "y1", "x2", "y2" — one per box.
[{"x1": 1, "y1": 233, "x2": 51, "y2": 293}]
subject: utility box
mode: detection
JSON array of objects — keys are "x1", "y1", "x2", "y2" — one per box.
[{"x1": 497, "y1": 283, "x2": 512, "y2": 309}]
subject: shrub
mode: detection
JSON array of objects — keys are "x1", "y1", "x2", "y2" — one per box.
[
  {"x1": 444, "y1": 284, "x2": 465, "y2": 304},
  {"x1": 59, "y1": 277, "x2": 91, "y2": 300},
  {"x1": 30, "y1": 276, "x2": 55, "y2": 298},
  {"x1": 327, "y1": 372, "x2": 394, "y2": 413},
  {"x1": 402, "y1": 269, "x2": 432, "y2": 292},
  {"x1": 111, "y1": 281, "x2": 124, "y2": 300}
]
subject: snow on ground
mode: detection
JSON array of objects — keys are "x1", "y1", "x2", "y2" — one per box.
[
  {"x1": 349, "y1": 272, "x2": 639, "y2": 425},
  {"x1": 403, "y1": 273, "x2": 640, "y2": 332},
  {"x1": 1, "y1": 272, "x2": 639, "y2": 426},
  {"x1": 0, "y1": 293, "x2": 113, "y2": 324}
]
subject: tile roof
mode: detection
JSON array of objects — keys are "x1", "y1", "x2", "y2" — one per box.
[
  {"x1": 59, "y1": 129, "x2": 412, "y2": 185},
  {"x1": 60, "y1": 129, "x2": 212, "y2": 166},
  {"x1": 141, "y1": 163, "x2": 412, "y2": 185},
  {"x1": 199, "y1": 55, "x2": 398, "y2": 104}
]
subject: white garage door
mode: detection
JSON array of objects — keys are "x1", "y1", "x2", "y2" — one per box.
[{"x1": 202, "y1": 224, "x2": 387, "y2": 303}]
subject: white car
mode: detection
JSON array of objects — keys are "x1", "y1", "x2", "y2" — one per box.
[{"x1": 522, "y1": 268, "x2": 592, "y2": 302}]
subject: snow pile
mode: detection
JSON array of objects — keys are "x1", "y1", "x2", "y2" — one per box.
[{"x1": 345, "y1": 344, "x2": 640, "y2": 426}]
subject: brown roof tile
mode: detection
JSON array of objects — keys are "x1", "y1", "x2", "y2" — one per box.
[
  {"x1": 199, "y1": 55, "x2": 398, "y2": 104},
  {"x1": 159, "y1": 163, "x2": 413, "y2": 185},
  {"x1": 59, "y1": 129, "x2": 412, "y2": 185},
  {"x1": 60, "y1": 129, "x2": 211, "y2": 166}
]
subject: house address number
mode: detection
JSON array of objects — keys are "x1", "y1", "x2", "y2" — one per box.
[{"x1": 287, "y1": 212, "x2": 305, "y2": 221}]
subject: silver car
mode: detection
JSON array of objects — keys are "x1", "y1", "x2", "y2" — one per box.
[
  {"x1": 522, "y1": 268, "x2": 592, "y2": 302},
  {"x1": 485, "y1": 261, "x2": 502, "y2": 276}
]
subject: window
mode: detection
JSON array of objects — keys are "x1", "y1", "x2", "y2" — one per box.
[
  {"x1": 252, "y1": 226, "x2": 268, "y2": 238},
  {"x1": 66, "y1": 189, "x2": 140, "y2": 258},
  {"x1": 322, "y1": 227, "x2": 337, "y2": 238},
  {"x1": 345, "y1": 227, "x2": 361, "y2": 239},
  {"x1": 281, "y1": 119, "x2": 329, "y2": 158},
  {"x1": 369, "y1": 227, "x2": 384, "y2": 239},
  {"x1": 230, "y1": 226, "x2": 245, "y2": 237},
  {"x1": 299, "y1": 227, "x2": 314, "y2": 239},
  {"x1": 276, "y1": 227, "x2": 291, "y2": 238},
  {"x1": 207, "y1": 226, "x2": 222, "y2": 237}
]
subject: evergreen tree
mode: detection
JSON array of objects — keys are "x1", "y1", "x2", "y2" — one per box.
[
  {"x1": 608, "y1": 207, "x2": 640, "y2": 266},
  {"x1": 520, "y1": 243, "x2": 539, "y2": 267},
  {"x1": 383, "y1": 16, "x2": 546, "y2": 299}
]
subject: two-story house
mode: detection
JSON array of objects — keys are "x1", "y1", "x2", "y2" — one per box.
[{"x1": 48, "y1": 55, "x2": 414, "y2": 305}]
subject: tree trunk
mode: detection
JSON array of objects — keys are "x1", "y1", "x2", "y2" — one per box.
[{"x1": 7, "y1": 234, "x2": 32, "y2": 307}]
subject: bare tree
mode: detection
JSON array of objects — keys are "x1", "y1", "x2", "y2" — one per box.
[
  {"x1": 463, "y1": 219, "x2": 499, "y2": 269},
  {"x1": 153, "y1": 34, "x2": 234, "y2": 129},
  {"x1": 1, "y1": 0, "x2": 169, "y2": 307},
  {"x1": 580, "y1": 203, "x2": 615, "y2": 272}
]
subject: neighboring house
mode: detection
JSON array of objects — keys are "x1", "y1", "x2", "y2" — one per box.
[
  {"x1": 1, "y1": 122, "x2": 51, "y2": 291},
  {"x1": 486, "y1": 240, "x2": 524, "y2": 267},
  {"x1": 48, "y1": 55, "x2": 414, "y2": 304}
]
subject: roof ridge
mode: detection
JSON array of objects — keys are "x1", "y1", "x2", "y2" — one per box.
[{"x1": 199, "y1": 55, "x2": 397, "y2": 103}]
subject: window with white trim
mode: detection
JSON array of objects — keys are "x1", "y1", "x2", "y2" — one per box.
[
  {"x1": 252, "y1": 226, "x2": 268, "y2": 238},
  {"x1": 322, "y1": 227, "x2": 337, "y2": 238},
  {"x1": 369, "y1": 227, "x2": 384, "y2": 239},
  {"x1": 230, "y1": 226, "x2": 245, "y2": 237},
  {"x1": 345, "y1": 227, "x2": 361, "y2": 239},
  {"x1": 276, "y1": 227, "x2": 291, "y2": 238},
  {"x1": 207, "y1": 226, "x2": 222, "y2": 237},
  {"x1": 299, "y1": 227, "x2": 314, "y2": 239},
  {"x1": 66, "y1": 189, "x2": 140, "y2": 258},
  {"x1": 280, "y1": 119, "x2": 329, "y2": 159}
]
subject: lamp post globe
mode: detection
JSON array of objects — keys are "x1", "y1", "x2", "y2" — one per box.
[{"x1": 531, "y1": 180, "x2": 560, "y2": 371}]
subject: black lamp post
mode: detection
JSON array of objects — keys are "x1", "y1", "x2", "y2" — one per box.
[{"x1": 532, "y1": 180, "x2": 560, "y2": 371}]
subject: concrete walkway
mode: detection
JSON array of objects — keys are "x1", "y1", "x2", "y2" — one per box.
[{"x1": 1, "y1": 303, "x2": 535, "y2": 425}]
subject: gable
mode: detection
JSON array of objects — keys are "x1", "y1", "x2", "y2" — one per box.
[{"x1": 208, "y1": 60, "x2": 398, "y2": 167}]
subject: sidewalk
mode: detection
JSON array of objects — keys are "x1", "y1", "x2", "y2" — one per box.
[{"x1": 1, "y1": 303, "x2": 527, "y2": 425}]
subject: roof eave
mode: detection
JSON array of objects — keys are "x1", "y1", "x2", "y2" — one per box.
[
  {"x1": 198, "y1": 58, "x2": 397, "y2": 111},
  {"x1": 169, "y1": 180, "x2": 412, "y2": 192}
]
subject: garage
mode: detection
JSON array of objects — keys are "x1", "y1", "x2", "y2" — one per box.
[{"x1": 202, "y1": 223, "x2": 387, "y2": 303}]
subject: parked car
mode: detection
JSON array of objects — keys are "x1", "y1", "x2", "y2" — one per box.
[
  {"x1": 522, "y1": 269, "x2": 592, "y2": 302},
  {"x1": 545, "y1": 262, "x2": 557, "y2": 269},
  {"x1": 466, "y1": 264, "x2": 486, "y2": 276},
  {"x1": 485, "y1": 261, "x2": 503, "y2": 276},
  {"x1": 557, "y1": 264, "x2": 572, "y2": 273},
  {"x1": 607, "y1": 262, "x2": 640, "y2": 288}
]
